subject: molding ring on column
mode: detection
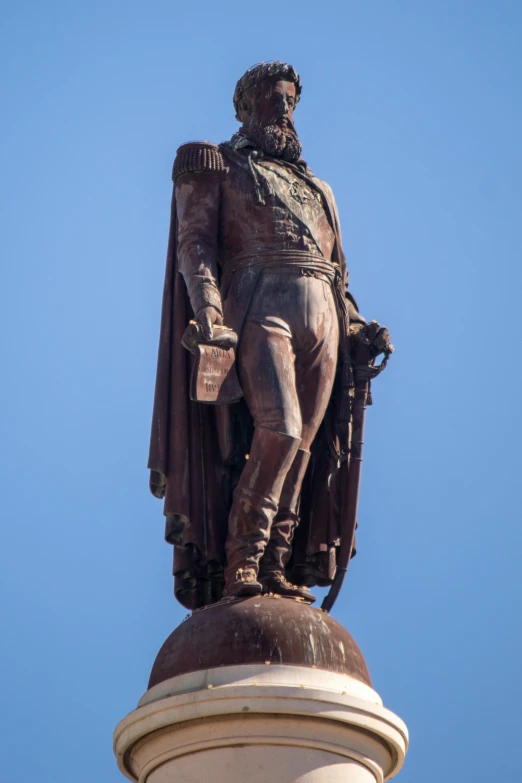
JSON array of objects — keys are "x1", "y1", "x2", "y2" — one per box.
[{"x1": 116, "y1": 689, "x2": 408, "y2": 775}]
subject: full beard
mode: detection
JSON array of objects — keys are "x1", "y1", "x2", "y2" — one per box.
[{"x1": 245, "y1": 117, "x2": 302, "y2": 163}]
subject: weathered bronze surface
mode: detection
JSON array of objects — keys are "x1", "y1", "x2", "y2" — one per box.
[
  {"x1": 148, "y1": 596, "x2": 372, "y2": 688},
  {"x1": 149, "y1": 62, "x2": 392, "y2": 611}
]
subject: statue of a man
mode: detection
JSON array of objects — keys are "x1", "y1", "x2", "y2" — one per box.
[{"x1": 149, "y1": 62, "x2": 390, "y2": 610}]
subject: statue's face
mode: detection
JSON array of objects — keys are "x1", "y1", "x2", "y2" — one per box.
[
  {"x1": 248, "y1": 79, "x2": 297, "y2": 128},
  {"x1": 241, "y1": 77, "x2": 301, "y2": 162}
]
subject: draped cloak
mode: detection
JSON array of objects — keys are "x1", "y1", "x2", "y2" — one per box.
[{"x1": 148, "y1": 146, "x2": 359, "y2": 610}]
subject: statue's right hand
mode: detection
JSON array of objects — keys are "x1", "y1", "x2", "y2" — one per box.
[{"x1": 195, "y1": 306, "x2": 223, "y2": 341}]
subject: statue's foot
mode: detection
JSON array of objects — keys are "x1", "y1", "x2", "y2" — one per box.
[
  {"x1": 223, "y1": 567, "x2": 262, "y2": 599},
  {"x1": 261, "y1": 574, "x2": 316, "y2": 604}
]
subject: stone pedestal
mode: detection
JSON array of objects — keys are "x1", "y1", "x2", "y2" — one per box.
[{"x1": 114, "y1": 597, "x2": 408, "y2": 782}]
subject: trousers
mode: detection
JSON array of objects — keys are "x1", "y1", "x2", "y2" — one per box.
[
  {"x1": 223, "y1": 269, "x2": 340, "y2": 591},
  {"x1": 238, "y1": 270, "x2": 339, "y2": 449}
]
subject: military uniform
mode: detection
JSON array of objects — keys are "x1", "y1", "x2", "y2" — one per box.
[{"x1": 171, "y1": 137, "x2": 362, "y2": 599}]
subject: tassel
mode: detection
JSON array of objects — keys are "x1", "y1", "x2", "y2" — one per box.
[
  {"x1": 341, "y1": 359, "x2": 354, "y2": 389},
  {"x1": 339, "y1": 391, "x2": 351, "y2": 421},
  {"x1": 337, "y1": 358, "x2": 354, "y2": 421},
  {"x1": 366, "y1": 383, "x2": 373, "y2": 406}
]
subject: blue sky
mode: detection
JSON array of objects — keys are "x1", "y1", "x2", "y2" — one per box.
[{"x1": 2, "y1": 1, "x2": 521, "y2": 780}]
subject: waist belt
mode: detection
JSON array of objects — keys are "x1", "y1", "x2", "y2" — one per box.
[{"x1": 222, "y1": 249, "x2": 336, "y2": 282}]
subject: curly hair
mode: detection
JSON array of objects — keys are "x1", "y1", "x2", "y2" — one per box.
[{"x1": 233, "y1": 62, "x2": 302, "y2": 121}]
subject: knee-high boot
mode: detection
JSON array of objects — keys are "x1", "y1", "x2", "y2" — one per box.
[
  {"x1": 224, "y1": 427, "x2": 301, "y2": 598},
  {"x1": 259, "y1": 448, "x2": 315, "y2": 602}
]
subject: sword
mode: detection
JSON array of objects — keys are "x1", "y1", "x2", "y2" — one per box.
[{"x1": 321, "y1": 334, "x2": 393, "y2": 614}]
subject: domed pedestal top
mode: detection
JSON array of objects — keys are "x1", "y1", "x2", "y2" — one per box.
[{"x1": 149, "y1": 595, "x2": 371, "y2": 689}]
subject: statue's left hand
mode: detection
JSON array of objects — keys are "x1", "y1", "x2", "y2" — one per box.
[
  {"x1": 350, "y1": 320, "x2": 393, "y2": 358},
  {"x1": 149, "y1": 470, "x2": 166, "y2": 499}
]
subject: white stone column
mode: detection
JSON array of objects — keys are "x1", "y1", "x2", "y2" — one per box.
[{"x1": 114, "y1": 663, "x2": 408, "y2": 783}]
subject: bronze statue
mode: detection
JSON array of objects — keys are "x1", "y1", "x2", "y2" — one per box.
[{"x1": 148, "y1": 62, "x2": 392, "y2": 611}]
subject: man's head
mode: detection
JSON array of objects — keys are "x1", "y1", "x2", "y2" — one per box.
[{"x1": 233, "y1": 62, "x2": 303, "y2": 162}]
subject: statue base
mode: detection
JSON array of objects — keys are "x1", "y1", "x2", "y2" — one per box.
[{"x1": 114, "y1": 596, "x2": 408, "y2": 782}]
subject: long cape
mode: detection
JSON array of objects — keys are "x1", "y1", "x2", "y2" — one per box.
[{"x1": 149, "y1": 171, "x2": 352, "y2": 610}]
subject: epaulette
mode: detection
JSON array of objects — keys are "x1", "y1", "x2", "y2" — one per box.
[{"x1": 172, "y1": 141, "x2": 225, "y2": 181}]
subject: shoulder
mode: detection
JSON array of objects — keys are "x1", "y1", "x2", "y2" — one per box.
[
  {"x1": 172, "y1": 141, "x2": 225, "y2": 182},
  {"x1": 300, "y1": 162, "x2": 336, "y2": 203},
  {"x1": 311, "y1": 173, "x2": 335, "y2": 202},
  {"x1": 310, "y1": 174, "x2": 340, "y2": 217}
]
